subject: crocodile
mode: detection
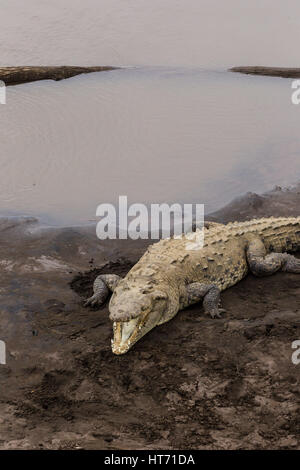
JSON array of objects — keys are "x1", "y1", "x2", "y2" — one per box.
[{"x1": 84, "y1": 217, "x2": 300, "y2": 354}]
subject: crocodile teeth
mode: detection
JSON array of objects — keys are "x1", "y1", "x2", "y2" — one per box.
[{"x1": 112, "y1": 315, "x2": 148, "y2": 355}]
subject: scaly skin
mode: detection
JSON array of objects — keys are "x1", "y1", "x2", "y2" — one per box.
[{"x1": 84, "y1": 217, "x2": 300, "y2": 354}]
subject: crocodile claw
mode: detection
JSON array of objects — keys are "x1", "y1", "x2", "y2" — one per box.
[
  {"x1": 208, "y1": 308, "x2": 226, "y2": 319},
  {"x1": 84, "y1": 293, "x2": 104, "y2": 308}
]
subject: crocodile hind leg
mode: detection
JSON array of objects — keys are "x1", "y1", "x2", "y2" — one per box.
[
  {"x1": 247, "y1": 237, "x2": 300, "y2": 276},
  {"x1": 281, "y1": 254, "x2": 300, "y2": 273},
  {"x1": 182, "y1": 283, "x2": 226, "y2": 318},
  {"x1": 84, "y1": 274, "x2": 121, "y2": 307}
]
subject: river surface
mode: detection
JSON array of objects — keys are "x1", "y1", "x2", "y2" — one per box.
[{"x1": 1, "y1": 0, "x2": 300, "y2": 225}]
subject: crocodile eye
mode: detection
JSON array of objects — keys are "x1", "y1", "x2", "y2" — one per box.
[{"x1": 141, "y1": 288, "x2": 151, "y2": 294}]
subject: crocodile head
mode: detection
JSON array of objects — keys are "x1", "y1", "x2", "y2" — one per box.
[{"x1": 108, "y1": 281, "x2": 168, "y2": 355}]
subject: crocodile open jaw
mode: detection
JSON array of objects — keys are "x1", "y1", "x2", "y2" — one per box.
[{"x1": 112, "y1": 312, "x2": 149, "y2": 355}]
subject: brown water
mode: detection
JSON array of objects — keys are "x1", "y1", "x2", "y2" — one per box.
[{"x1": 0, "y1": 1, "x2": 300, "y2": 224}]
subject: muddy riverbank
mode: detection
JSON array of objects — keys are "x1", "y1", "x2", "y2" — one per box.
[
  {"x1": 0, "y1": 66, "x2": 118, "y2": 86},
  {"x1": 230, "y1": 66, "x2": 300, "y2": 78},
  {"x1": 0, "y1": 185, "x2": 300, "y2": 449}
]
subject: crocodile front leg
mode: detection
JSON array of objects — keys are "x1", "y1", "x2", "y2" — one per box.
[
  {"x1": 181, "y1": 283, "x2": 226, "y2": 318},
  {"x1": 247, "y1": 237, "x2": 300, "y2": 276},
  {"x1": 84, "y1": 274, "x2": 121, "y2": 307}
]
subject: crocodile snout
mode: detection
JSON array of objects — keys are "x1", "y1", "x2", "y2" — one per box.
[{"x1": 109, "y1": 306, "x2": 143, "y2": 322}]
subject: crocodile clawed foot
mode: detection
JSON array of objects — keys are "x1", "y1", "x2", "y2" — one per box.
[
  {"x1": 207, "y1": 307, "x2": 226, "y2": 319},
  {"x1": 84, "y1": 293, "x2": 105, "y2": 308}
]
